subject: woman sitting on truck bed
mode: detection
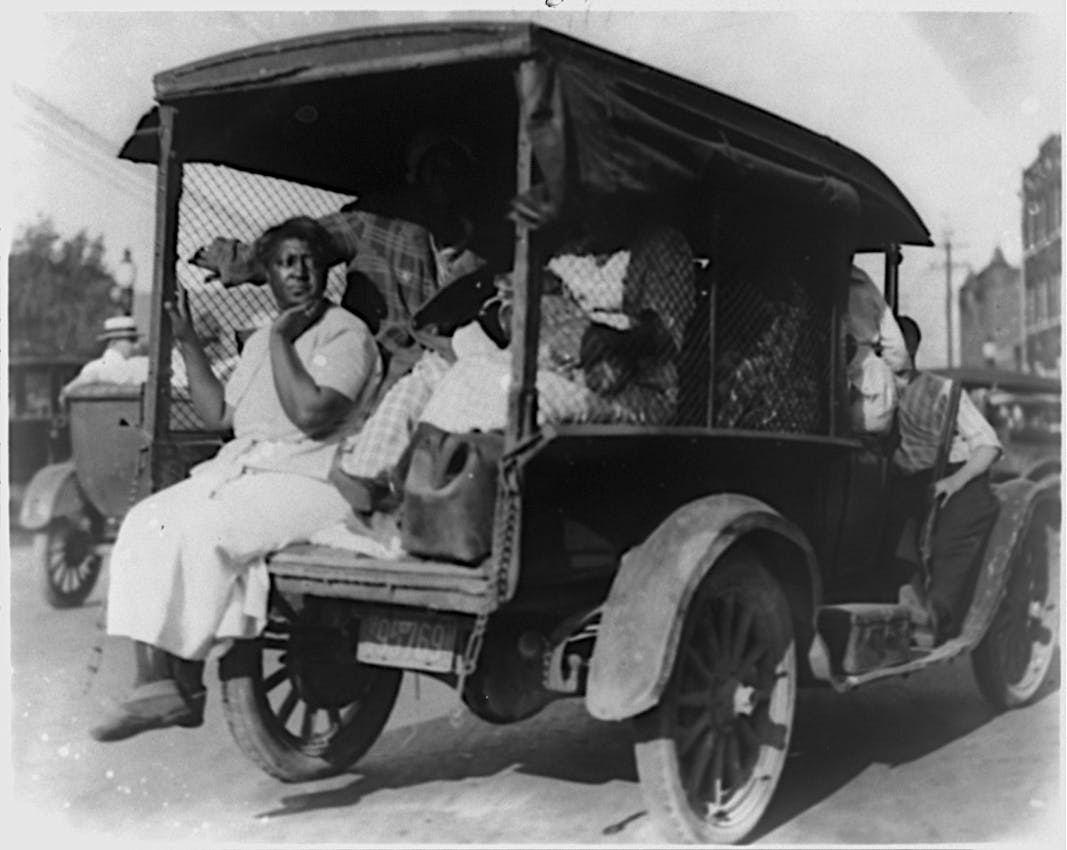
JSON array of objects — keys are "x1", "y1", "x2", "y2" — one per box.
[{"x1": 90, "y1": 217, "x2": 382, "y2": 742}]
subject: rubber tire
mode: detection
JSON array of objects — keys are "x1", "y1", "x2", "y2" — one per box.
[
  {"x1": 36, "y1": 517, "x2": 102, "y2": 609},
  {"x1": 972, "y1": 501, "x2": 1060, "y2": 709},
  {"x1": 633, "y1": 546, "x2": 796, "y2": 845},
  {"x1": 220, "y1": 636, "x2": 402, "y2": 782}
]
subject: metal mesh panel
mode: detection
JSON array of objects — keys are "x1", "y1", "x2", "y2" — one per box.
[
  {"x1": 534, "y1": 227, "x2": 701, "y2": 427},
  {"x1": 712, "y1": 266, "x2": 829, "y2": 434},
  {"x1": 169, "y1": 165, "x2": 350, "y2": 432},
  {"x1": 675, "y1": 262, "x2": 712, "y2": 426}
]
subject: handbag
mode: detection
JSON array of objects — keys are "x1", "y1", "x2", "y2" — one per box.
[{"x1": 399, "y1": 422, "x2": 504, "y2": 565}]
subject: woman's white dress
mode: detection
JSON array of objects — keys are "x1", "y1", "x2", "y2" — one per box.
[{"x1": 106, "y1": 306, "x2": 380, "y2": 660}]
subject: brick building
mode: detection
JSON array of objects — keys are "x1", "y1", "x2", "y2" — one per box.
[
  {"x1": 958, "y1": 247, "x2": 1022, "y2": 370},
  {"x1": 1021, "y1": 134, "x2": 1062, "y2": 376}
]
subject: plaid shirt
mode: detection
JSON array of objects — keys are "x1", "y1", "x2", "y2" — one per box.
[
  {"x1": 319, "y1": 210, "x2": 437, "y2": 354},
  {"x1": 338, "y1": 349, "x2": 452, "y2": 480},
  {"x1": 894, "y1": 371, "x2": 1001, "y2": 474}
]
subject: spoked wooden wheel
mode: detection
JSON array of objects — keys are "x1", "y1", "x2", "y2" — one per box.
[
  {"x1": 973, "y1": 500, "x2": 1060, "y2": 709},
  {"x1": 36, "y1": 516, "x2": 102, "y2": 608},
  {"x1": 220, "y1": 593, "x2": 401, "y2": 781},
  {"x1": 634, "y1": 547, "x2": 796, "y2": 845}
]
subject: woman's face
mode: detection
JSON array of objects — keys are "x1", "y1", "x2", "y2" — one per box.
[{"x1": 266, "y1": 237, "x2": 326, "y2": 310}]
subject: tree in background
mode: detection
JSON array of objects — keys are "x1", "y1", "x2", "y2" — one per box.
[{"x1": 8, "y1": 218, "x2": 118, "y2": 358}]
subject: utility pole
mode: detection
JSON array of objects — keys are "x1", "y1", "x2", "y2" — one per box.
[
  {"x1": 930, "y1": 228, "x2": 968, "y2": 368},
  {"x1": 945, "y1": 233, "x2": 954, "y2": 367}
]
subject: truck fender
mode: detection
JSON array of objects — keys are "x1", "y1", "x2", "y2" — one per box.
[
  {"x1": 960, "y1": 473, "x2": 1061, "y2": 643},
  {"x1": 18, "y1": 462, "x2": 86, "y2": 531},
  {"x1": 586, "y1": 493, "x2": 819, "y2": 721},
  {"x1": 1023, "y1": 458, "x2": 1060, "y2": 483}
]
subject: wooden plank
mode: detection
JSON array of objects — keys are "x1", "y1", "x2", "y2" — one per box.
[
  {"x1": 272, "y1": 576, "x2": 491, "y2": 614},
  {"x1": 269, "y1": 545, "x2": 489, "y2": 579},
  {"x1": 268, "y1": 565, "x2": 490, "y2": 597}
]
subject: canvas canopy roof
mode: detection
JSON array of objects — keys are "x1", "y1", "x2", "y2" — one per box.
[{"x1": 119, "y1": 21, "x2": 931, "y2": 249}]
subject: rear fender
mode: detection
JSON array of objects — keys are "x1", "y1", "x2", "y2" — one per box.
[
  {"x1": 960, "y1": 473, "x2": 1061, "y2": 644},
  {"x1": 18, "y1": 462, "x2": 86, "y2": 530},
  {"x1": 586, "y1": 494, "x2": 819, "y2": 721}
]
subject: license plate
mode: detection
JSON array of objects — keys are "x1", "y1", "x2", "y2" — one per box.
[{"x1": 357, "y1": 614, "x2": 459, "y2": 674}]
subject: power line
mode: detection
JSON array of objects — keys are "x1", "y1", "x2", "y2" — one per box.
[
  {"x1": 14, "y1": 116, "x2": 155, "y2": 208},
  {"x1": 12, "y1": 81, "x2": 143, "y2": 167}
]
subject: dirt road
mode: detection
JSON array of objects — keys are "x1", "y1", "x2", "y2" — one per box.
[{"x1": 7, "y1": 533, "x2": 1062, "y2": 846}]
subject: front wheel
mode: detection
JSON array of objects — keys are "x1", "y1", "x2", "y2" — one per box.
[
  {"x1": 972, "y1": 500, "x2": 1060, "y2": 709},
  {"x1": 36, "y1": 516, "x2": 102, "y2": 608},
  {"x1": 634, "y1": 547, "x2": 796, "y2": 845},
  {"x1": 220, "y1": 594, "x2": 401, "y2": 782}
]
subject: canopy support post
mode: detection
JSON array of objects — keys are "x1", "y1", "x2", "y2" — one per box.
[
  {"x1": 507, "y1": 60, "x2": 542, "y2": 449},
  {"x1": 142, "y1": 104, "x2": 183, "y2": 498},
  {"x1": 884, "y1": 243, "x2": 902, "y2": 314}
]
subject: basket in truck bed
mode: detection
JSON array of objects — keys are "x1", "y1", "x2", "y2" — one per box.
[{"x1": 266, "y1": 544, "x2": 495, "y2": 614}]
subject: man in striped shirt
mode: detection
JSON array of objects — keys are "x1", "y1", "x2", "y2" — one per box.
[{"x1": 889, "y1": 316, "x2": 1001, "y2": 644}]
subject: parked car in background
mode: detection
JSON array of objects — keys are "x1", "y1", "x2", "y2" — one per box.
[
  {"x1": 936, "y1": 368, "x2": 1061, "y2": 483},
  {"x1": 7, "y1": 356, "x2": 85, "y2": 497}
]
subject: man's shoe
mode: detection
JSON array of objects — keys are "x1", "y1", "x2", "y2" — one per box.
[
  {"x1": 898, "y1": 583, "x2": 932, "y2": 627},
  {"x1": 89, "y1": 679, "x2": 205, "y2": 742},
  {"x1": 898, "y1": 583, "x2": 940, "y2": 649}
]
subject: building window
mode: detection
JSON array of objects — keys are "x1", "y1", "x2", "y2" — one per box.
[
  {"x1": 1037, "y1": 276, "x2": 1049, "y2": 323},
  {"x1": 1051, "y1": 272, "x2": 1062, "y2": 321}
]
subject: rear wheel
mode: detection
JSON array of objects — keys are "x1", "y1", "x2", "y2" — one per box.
[
  {"x1": 634, "y1": 547, "x2": 796, "y2": 845},
  {"x1": 972, "y1": 501, "x2": 1060, "y2": 709},
  {"x1": 220, "y1": 593, "x2": 401, "y2": 782},
  {"x1": 36, "y1": 515, "x2": 102, "y2": 608}
]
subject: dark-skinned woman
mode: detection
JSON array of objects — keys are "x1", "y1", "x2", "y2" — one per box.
[{"x1": 90, "y1": 217, "x2": 380, "y2": 741}]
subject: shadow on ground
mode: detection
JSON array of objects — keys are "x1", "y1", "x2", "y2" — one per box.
[
  {"x1": 750, "y1": 668, "x2": 1060, "y2": 842},
  {"x1": 255, "y1": 700, "x2": 636, "y2": 820},
  {"x1": 256, "y1": 663, "x2": 1059, "y2": 839}
]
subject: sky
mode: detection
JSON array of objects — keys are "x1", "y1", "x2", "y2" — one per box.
[{"x1": 3, "y1": 0, "x2": 1065, "y2": 367}]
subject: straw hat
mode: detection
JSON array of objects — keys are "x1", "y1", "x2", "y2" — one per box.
[{"x1": 97, "y1": 315, "x2": 141, "y2": 341}]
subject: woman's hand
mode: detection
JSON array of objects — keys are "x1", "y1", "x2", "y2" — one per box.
[
  {"x1": 164, "y1": 285, "x2": 198, "y2": 345},
  {"x1": 271, "y1": 298, "x2": 328, "y2": 342}
]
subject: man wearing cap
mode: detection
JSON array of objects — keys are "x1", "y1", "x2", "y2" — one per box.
[{"x1": 60, "y1": 316, "x2": 149, "y2": 400}]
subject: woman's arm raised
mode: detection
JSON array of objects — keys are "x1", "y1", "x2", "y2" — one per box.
[{"x1": 166, "y1": 287, "x2": 231, "y2": 431}]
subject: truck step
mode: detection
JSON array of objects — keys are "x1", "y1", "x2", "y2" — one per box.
[{"x1": 816, "y1": 602, "x2": 913, "y2": 676}]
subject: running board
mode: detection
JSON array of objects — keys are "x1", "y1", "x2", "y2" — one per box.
[
  {"x1": 811, "y1": 599, "x2": 971, "y2": 692},
  {"x1": 830, "y1": 638, "x2": 969, "y2": 690}
]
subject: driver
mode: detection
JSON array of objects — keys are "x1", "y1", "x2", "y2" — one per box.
[{"x1": 90, "y1": 217, "x2": 381, "y2": 742}]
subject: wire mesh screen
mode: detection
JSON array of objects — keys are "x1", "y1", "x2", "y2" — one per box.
[
  {"x1": 533, "y1": 226, "x2": 700, "y2": 427},
  {"x1": 169, "y1": 165, "x2": 351, "y2": 432},
  {"x1": 711, "y1": 261, "x2": 829, "y2": 434}
]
